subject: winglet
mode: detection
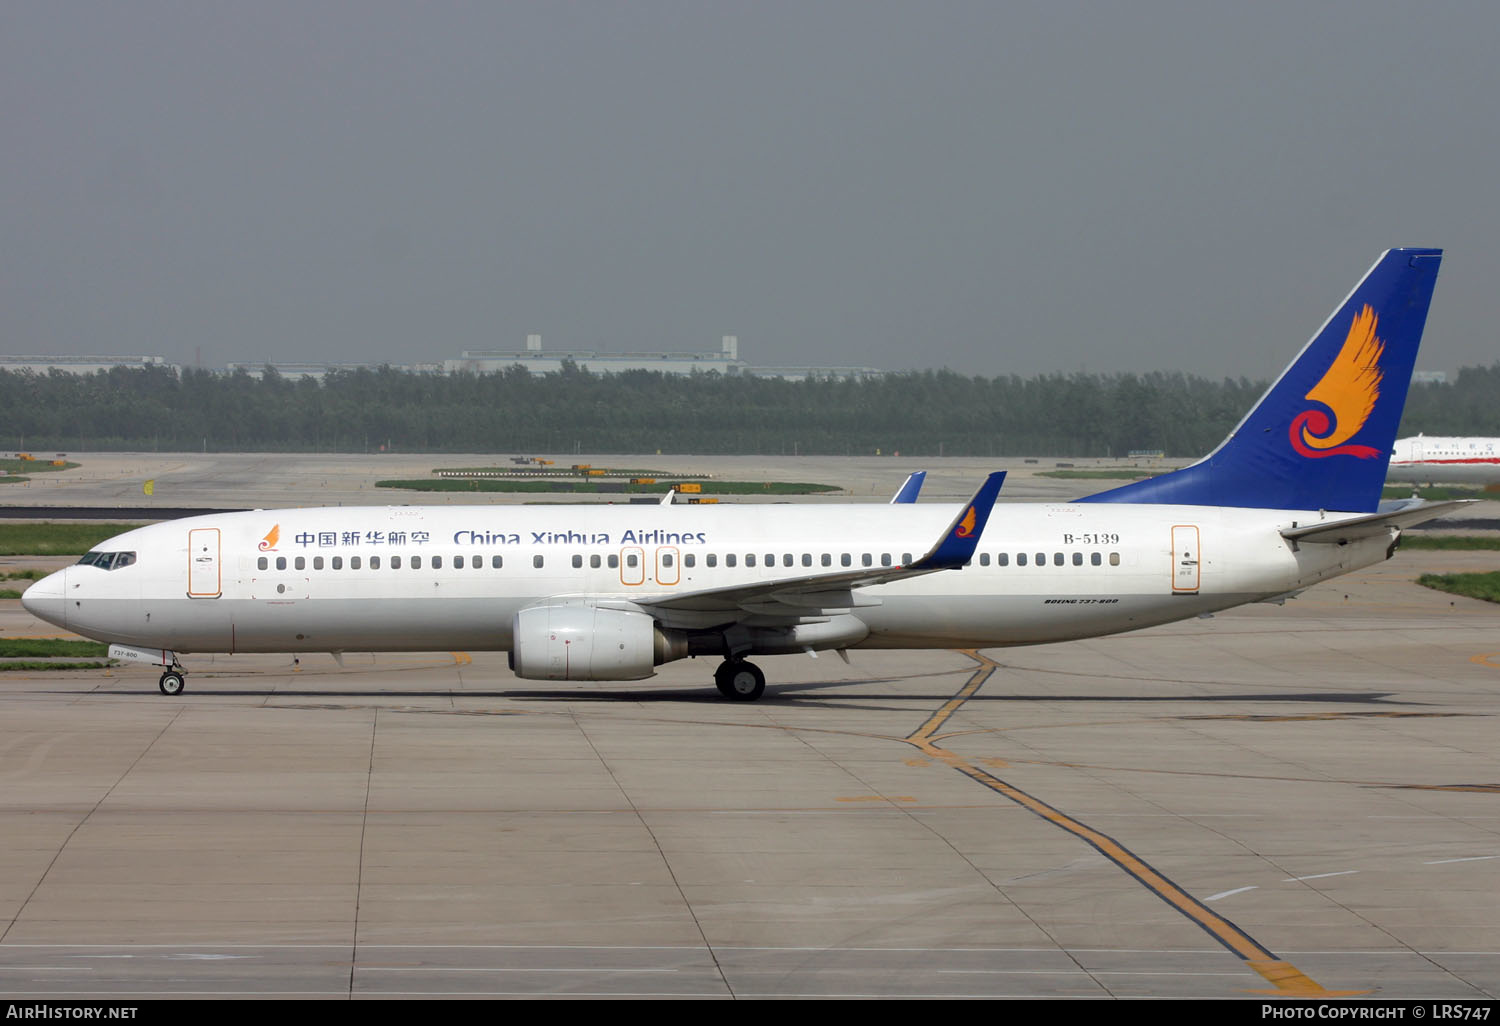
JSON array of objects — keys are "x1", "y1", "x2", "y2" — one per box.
[
  {"x1": 890, "y1": 471, "x2": 926, "y2": 504},
  {"x1": 911, "y1": 471, "x2": 1005, "y2": 570}
]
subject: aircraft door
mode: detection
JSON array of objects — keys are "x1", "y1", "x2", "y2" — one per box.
[
  {"x1": 656, "y1": 547, "x2": 680, "y2": 586},
  {"x1": 620, "y1": 547, "x2": 645, "y2": 586},
  {"x1": 1171, "y1": 525, "x2": 1200, "y2": 593},
  {"x1": 187, "y1": 528, "x2": 222, "y2": 598}
]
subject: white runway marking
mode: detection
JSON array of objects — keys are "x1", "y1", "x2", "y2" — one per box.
[{"x1": 1205, "y1": 886, "x2": 1258, "y2": 901}]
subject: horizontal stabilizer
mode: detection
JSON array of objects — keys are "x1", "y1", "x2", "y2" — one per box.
[{"x1": 1281, "y1": 499, "x2": 1472, "y2": 544}]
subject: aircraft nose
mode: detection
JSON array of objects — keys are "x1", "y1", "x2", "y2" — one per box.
[{"x1": 21, "y1": 569, "x2": 67, "y2": 628}]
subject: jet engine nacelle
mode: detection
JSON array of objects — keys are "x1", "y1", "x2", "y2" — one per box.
[{"x1": 510, "y1": 604, "x2": 687, "y2": 681}]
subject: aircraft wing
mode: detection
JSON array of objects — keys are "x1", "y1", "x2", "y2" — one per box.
[
  {"x1": 1281, "y1": 499, "x2": 1473, "y2": 544},
  {"x1": 635, "y1": 472, "x2": 1005, "y2": 621}
]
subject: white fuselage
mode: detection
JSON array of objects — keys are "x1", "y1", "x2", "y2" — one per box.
[
  {"x1": 25, "y1": 501, "x2": 1395, "y2": 659},
  {"x1": 1387, "y1": 436, "x2": 1500, "y2": 484}
]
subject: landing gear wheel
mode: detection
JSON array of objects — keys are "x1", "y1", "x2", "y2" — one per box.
[
  {"x1": 714, "y1": 660, "x2": 765, "y2": 702},
  {"x1": 159, "y1": 670, "x2": 186, "y2": 696}
]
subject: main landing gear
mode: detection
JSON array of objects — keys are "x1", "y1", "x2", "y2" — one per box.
[
  {"x1": 158, "y1": 668, "x2": 186, "y2": 696},
  {"x1": 714, "y1": 659, "x2": 765, "y2": 702}
]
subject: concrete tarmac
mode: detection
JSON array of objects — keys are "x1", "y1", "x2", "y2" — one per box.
[{"x1": 0, "y1": 454, "x2": 1497, "y2": 998}]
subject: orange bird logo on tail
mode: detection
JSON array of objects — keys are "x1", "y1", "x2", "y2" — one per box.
[
  {"x1": 1289, "y1": 304, "x2": 1385, "y2": 459},
  {"x1": 258, "y1": 524, "x2": 280, "y2": 551},
  {"x1": 955, "y1": 506, "x2": 977, "y2": 538}
]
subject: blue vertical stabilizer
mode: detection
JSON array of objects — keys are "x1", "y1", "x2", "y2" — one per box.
[{"x1": 1079, "y1": 248, "x2": 1442, "y2": 512}]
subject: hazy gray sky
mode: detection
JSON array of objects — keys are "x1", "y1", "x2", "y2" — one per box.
[{"x1": 3, "y1": 1, "x2": 1497, "y2": 379}]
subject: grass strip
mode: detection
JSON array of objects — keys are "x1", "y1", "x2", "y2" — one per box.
[
  {"x1": 1400, "y1": 535, "x2": 1500, "y2": 551},
  {"x1": 1418, "y1": 572, "x2": 1500, "y2": 603},
  {"x1": 0, "y1": 523, "x2": 144, "y2": 556},
  {"x1": 0, "y1": 639, "x2": 111, "y2": 657},
  {"x1": 0, "y1": 459, "x2": 78, "y2": 474}
]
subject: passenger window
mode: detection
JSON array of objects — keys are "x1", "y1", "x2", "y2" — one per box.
[
  {"x1": 881, "y1": 553, "x2": 892, "y2": 567},
  {"x1": 351, "y1": 556, "x2": 362, "y2": 570},
  {"x1": 1072, "y1": 552, "x2": 1083, "y2": 566},
  {"x1": 1091, "y1": 552, "x2": 1102, "y2": 566},
  {"x1": 1109, "y1": 552, "x2": 1121, "y2": 566},
  {"x1": 726, "y1": 554, "x2": 736, "y2": 567},
  {"x1": 684, "y1": 554, "x2": 695, "y2": 568},
  {"x1": 862, "y1": 553, "x2": 872, "y2": 567},
  {"x1": 295, "y1": 556, "x2": 305, "y2": 570},
  {"x1": 902, "y1": 553, "x2": 912, "y2": 565},
  {"x1": 473, "y1": 553, "x2": 482, "y2": 567},
  {"x1": 1054, "y1": 553, "x2": 1064, "y2": 566},
  {"x1": 590, "y1": 554, "x2": 601, "y2": 569},
  {"x1": 782, "y1": 554, "x2": 792, "y2": 567},
  {"x1": 492, "y1": 555, "x2": 504, "y2": 569},
  {"x1": 821, "y1": 554, "x2": 831, "y2": 567},
  {"x1": 745, "y1": 554, "x2": 756, "y2": 567},
  {"x1": 313, "y1": 556, "x2": 324, "y2": 570},
  {"x1": 332, "y1": 556, "x2": 343, "y2": 570},
  {"x1": 707, "y1": 554, "x2": 718, "y2": 567},
  {"x1": 998, "y1": 553, "x2": 1008, "y2": 566},
  {"x1": 1017, "y1": 553, "x2": 1028, "y2": 566},
  {"x1": 1035, "y1": 552, "x2": 1046, "y2": 567},
  {"x1": 572, "y1": 555, "x2": 583, "y2": 569},
  {"x1": 607, "y1": 554, "x2": 618, "y2": 569},
  {"x1": 533, "y1": 555, "x2": 544, "y2": 568},
  {"x1": 979, "y1": 553, "x2": 990, "y2": 566},
  {"x1": 432, "y1": 556, "x2": 442, "y2": 569},
  {"x1": 276, "y1": 557, "x2": 287, "y2": 571},
  {"x1": 258, "y1": 556, "x2": 269, "y2": 570},
  {"x1": 391, "y1": 556, "x2": 402, "y2": 569},
  {"x1": 412, "y1": 556, "x2": 423, "y2": 569},
  {"x1": 802, "y1": 554, "x2": 812, "y2": 567},
  {"x1": 455, "y1": 555, "x2": 465, "y2": 569},
  {"x1": 765, "y1": 554, "x2": 775, "y2": 567},
  {"x1": 841, "y1": 554, "x2": 852, "y2": 567},
  {"x1": 370, "y1": 556, "x2": 380, "y2": 569}
]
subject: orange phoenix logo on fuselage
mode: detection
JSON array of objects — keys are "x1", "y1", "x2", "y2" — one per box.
[
  {"x1": 955, "y1": 506, "x2": 977, "y2": 538},
  {"x1": 258, "y1": 524, "x2": 280, "y2": 551},
  {"x1": 1289, "y1": 304, "x2": 1385, "y2": 460}
]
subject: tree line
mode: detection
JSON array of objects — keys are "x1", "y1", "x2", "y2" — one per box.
[{"x1": 2, "y1": 361, "x2": 1496, "y2": 458}]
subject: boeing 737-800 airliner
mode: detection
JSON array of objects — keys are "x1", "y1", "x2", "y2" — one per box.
[{"x1": 23, "y1": 249, "x2": 1459, "y2": 701}]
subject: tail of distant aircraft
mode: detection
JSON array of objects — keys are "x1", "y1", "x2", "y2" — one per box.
[{"x1": 1080, "y1": 247, "x2": 1442, "y2": 512}]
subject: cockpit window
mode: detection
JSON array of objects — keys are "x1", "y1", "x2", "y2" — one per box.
[{"x1": 76, "y1": 551, "x2": 136, "y2": 570}]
